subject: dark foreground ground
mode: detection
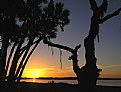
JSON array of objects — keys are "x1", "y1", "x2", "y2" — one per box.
[{"x1": 17, "y1": 82, "x2": 121, "y2": 92}]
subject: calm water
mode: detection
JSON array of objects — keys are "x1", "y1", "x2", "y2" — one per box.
[{"x1": 20, "y1": 79, "x2": 121, "y2": 87}]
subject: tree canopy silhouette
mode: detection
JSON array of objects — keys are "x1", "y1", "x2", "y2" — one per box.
[{"x1": 0, "y1": 0, "x2": 69, "y2": 92}]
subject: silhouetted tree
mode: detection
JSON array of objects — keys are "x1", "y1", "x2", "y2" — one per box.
[
  {"x1": 0, "y1": 0, "x2": 69, "y2": 92},
  {"x1": 80, "y1": 0, "x2": 121, "y2": 91},
  {"x1": 44, "y1": 0, "x2": 121, "y2": 92}
]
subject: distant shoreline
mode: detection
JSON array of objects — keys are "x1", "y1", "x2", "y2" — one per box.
[{"x1": 20, "y1": 77, "x2": 121, "y2": 80}]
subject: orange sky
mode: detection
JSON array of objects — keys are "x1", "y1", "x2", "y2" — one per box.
[{"x1": 22, "y1": 44, "x2": 121, "y2": 78}]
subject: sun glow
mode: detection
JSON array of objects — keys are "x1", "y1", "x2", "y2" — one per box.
[
  {"x1": 32, "y1": 78, "x2": 36, "y2": 82},
  {"x1": 23, "y1": 69, "x2": 45, "y2": 78}
]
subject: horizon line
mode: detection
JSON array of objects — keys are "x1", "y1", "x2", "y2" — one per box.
[{"x1": 20, "y1": 77, "x2": 121, "y2": 80}]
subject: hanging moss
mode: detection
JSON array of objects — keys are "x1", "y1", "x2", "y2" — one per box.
[
  {"x1": 59, "y1": 48, "x2": 62, "y2": 70},
  {"x1": 51, "y1": 46, "x2": 54, "y2": 55}
]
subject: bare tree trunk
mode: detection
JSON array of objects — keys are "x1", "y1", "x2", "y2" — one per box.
[{"x1": 77, "y1": 36, "x2": 101, "y2": 91}]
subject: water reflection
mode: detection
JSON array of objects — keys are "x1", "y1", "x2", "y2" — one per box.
[{"x1": 32, "y1": 78, "x2": 36, "y2": 83}]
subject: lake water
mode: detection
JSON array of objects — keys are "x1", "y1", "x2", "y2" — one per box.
[{"x1": 20, "y1": 79, "x2": 121, "y2": 87}]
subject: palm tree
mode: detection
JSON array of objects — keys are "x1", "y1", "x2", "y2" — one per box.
[{"x1": 0, "y1": 0, "x2": 70, "y2": 92}]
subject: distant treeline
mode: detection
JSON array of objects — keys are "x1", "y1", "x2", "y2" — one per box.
[{"x1": 20, "y1": 77, "x2": 121, "y2": 80}]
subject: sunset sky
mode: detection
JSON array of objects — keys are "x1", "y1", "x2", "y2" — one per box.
[{"x1": 22, "y1": 0, "x2": 121, "y2": 78}]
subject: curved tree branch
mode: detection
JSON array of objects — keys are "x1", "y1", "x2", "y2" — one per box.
[
  {"x1": 20, "y1": 38, "x2": 41, "y2": 52},
  {"x1": 99, "y1": 8, "x2": 121, "y2": 24},
  {"x1": 43, "y1": 40, "x2": 81, "y2": 61},
  {"x1": 43, "y1": 39, "x2": 74, "y2": 53}
]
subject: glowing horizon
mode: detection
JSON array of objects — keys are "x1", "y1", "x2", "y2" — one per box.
[
  {"x1": 22, "y1": 67, "x2": 76, "y2": 78},
  {"x1": 22, "y1": 64, "x2": 121, "y2": 78}
]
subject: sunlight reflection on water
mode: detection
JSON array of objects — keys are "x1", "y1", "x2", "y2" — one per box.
[{"x1": 32, "y1": 78, "x2": 36, "y2": 83}]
